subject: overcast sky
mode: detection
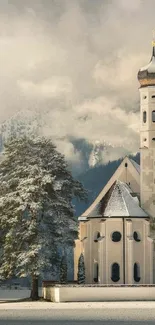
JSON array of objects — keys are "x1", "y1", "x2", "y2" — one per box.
[{"x1": 0, "y1": 0, "x2": 155, "y2": 165}]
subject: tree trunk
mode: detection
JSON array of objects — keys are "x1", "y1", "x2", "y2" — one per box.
[{"x1": 30, "y1": 275, "x2": 39, "y2": 300}]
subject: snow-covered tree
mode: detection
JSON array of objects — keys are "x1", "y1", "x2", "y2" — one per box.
[
  {"x1": 0, "y1": 136, "x2": 87, "y2": 299},
  {"x1": 59, "y1": 255, "x2": 67, "y2": 284},
  {"x1": 77, "y1": 253, "x2": 85, "y2": 284}
]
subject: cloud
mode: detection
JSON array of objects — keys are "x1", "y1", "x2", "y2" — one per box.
[
  {"x1": 117, "y1": 0, "x2": 142, "y2": 12},
  {"x1": 0, "y1": 0, "x2": 155, "y2": 167},
  {"x1": 18, "y1": 77, "x2": 73, "y2": 99}
]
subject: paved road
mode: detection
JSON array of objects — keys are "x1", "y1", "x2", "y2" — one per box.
[{"x1": 0, "y1": 302, "x2": 155, "y2": 324}]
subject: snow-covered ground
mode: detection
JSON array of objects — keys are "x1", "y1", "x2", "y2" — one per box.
[
  {"x1": 0, "y1": 301, "x2": 155, "y2": 324},
  {"x1": 0, "y1": 301, "x2": 155, "y2": 309},
  {"x1": 0, "y1": 290, "x2": 155, "y2": 324},
  {"x1": 0, "y1": 288, "x2": 42, "y2": 301}
]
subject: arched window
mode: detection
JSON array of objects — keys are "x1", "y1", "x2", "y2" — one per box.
[
  {"x1": 143, "y1": 111, "x2": 147, "y2": 123},
  {"x1": 152, "y1": 111, "x2": 155, "y2": 122},
  {"x1": 111, "y1": 231, "x2": 122, "y2": 242},
  {"x1": 134, "y1": 263, "x2": 141, "y2": 282},
  {"x1": 93, "y1": 262, "x2": 99, "y2": 283},
  {"x1": 133, "y1": 231, "x2": 141, "y2": 242},
  {"x1": 94, "y1": 231, "x2": 100, "y2": 242},
  {"x1": 111, "y1": 263, "x2": 120, "y2": 282}
]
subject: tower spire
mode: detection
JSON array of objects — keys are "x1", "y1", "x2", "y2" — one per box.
[
  {"x1": 137, "y1": 33, "x2": 155, "y2": 87},
  {"x1": 152, "y1": 29, "x2": 155, "y2": 57}
]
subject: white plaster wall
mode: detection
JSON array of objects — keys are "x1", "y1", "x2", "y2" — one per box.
[
  {"x1": 118, "y1": 167, "x2": 139, "y2": 194},
  {"x1": 125, "y1": 219, "x2": 133, "y2": 284},
  {"x1": 132, "y1": 219, "x2": 145, "y2": 284},
  {"x1": 82, "y1": 217, "x2": 153, "y2": 285},
  {"x1": 43, "y1": 286, "x2": 155, "y2": 302},
  {"x1": 43, "y1": 287, "x2": 51, "y2": 301},
  {"x1": 144, "y1": 220, "x2": 154, "y2": 283},
  {"x1": 140, "y1": 86, "x2": 155, "y2": 217},
  {"x1": 89, "y1": 219, "x2": 101, "y2": 284},
  {"x1": 84, "y1": 221, "x2": 91, "y2": 283},
  {"x1": 99, "y1": 221, "x2": 106, "y2": 283},
  {"x1": 140, "y1": 87, "x2": 155, "y2": 283},
  {"x1": 125, "y1": 218, "x2": 153, "y2": 284},
  {"x1": 140, "y1": 87, "x2": 155, "y2": 133},
  {"x1": 105, "y1": 218, "x2": 123, "y2": 284}
]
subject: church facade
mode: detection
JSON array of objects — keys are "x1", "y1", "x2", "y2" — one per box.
[{"x1": 74, "y1": 40, "x2": 155, "y2": 285}]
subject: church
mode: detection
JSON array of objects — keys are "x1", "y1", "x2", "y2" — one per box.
[{"x1": 74, "y1": 39, "x2": 155, "y2": 285}]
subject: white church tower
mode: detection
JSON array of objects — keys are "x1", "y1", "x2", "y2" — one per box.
[{"x1": 138, "y1": 38, "x2": 155, "y2": 223}]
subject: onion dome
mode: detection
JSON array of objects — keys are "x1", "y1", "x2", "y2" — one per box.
[{"x1": 138, "y1": 40, "x2": 155, "y2": 87}]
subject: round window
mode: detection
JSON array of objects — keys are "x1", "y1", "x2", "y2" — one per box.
[{"x1": 111, "y1": 231, "x2": 122, "y2": 242}]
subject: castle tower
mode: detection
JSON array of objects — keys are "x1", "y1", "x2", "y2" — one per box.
[{"x1": 138, "y1": 37, "x2": 155, "y2": 222}]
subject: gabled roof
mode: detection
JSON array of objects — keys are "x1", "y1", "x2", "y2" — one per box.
[
  {"x1": 79, "y1": 156, "x2": 142, "y2": 220},
  {"x1": 130, "y1": 158, "x2": 140, "y2": 174}
]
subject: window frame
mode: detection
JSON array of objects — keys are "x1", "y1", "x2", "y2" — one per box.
[
  {"x1": 143, "y1": 111, "x2": 147, "y2": 123},
  {"x1": 134, "y1": 263, "x2": 141, "y2": 282},
  {"x1": 94, "y1": 231, "x2": 101, "y2": 243},
  {"x1": 133, "y1": 231, "x2": 141, "y2": 242},
  {"x1": 93, "y1": 262, "x2": 99, "y2": 283},
  {"x1": 152, "y1": 110, "x2": 155, "y2": 122},
  {"x1": 111, "y1": 262, "x2": 120, "y2": 282},
  {"x1": 111, "y1": 231, "x2": 122, "y2": 242}
]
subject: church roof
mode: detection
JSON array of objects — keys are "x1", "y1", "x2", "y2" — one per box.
[
  {"x1": 78, "y1": 156, "x2": 141, "y2": 221},
  {"x1": 139, "y1": 46, "x2": 155, "y2": 74},
  {"x1": 79, "y1": 180, "x2": 147, "y2": 220},
  {"x1": 129, "y1": 158, "x2": 140, "y2": 174},
  {"x1": 138, "y1": 43, "x2": 155, "y2": 87}
]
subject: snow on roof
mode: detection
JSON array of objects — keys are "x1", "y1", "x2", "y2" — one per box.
[
  {"x1": 103, "y1": 181, "x2": 147, "y2": 217},
  {"x1": 103, "y1": 181, "x2": 128, "y2": 217},
  {"x1": 78, "y1": 156, "x2": 141, "y2": 221},
  {"x1": 129, "y1": 158, "x2": 140, "y2": 174},
  {"x1": 83, "y1": 181, "x2": 147, "y2": 219},
  {"x1": 84, "y1": 200, "x2": 102, "y2": 219},
  {"x1": 78, "y1": 216, "x2": 88, "y2": 221}
]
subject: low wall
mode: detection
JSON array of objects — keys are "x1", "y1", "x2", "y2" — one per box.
[{"x1": 42, "y1": 285, "x2": 155, "y2": 302}]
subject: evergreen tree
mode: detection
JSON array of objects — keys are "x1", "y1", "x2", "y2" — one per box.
[
  {"x1": 77, "y1": 253, "x2": 85, "y2": 284},
  {"x1": 0, "y1": 136, "x2": 87, "y2": 300},
  {"x1": 59, "y1": 255, "x2": 67, "y2": 284}
]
